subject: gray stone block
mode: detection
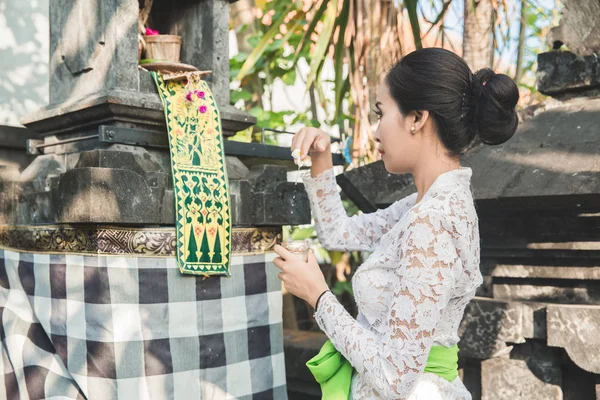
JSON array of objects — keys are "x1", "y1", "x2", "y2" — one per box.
[
  {"x1": 509, "y1": 340, "x2": 563, "y2": 384},
  {"x1": 547, "y1": 305, "x2": 600, "y2": 374},
  {"x1": 225, "y1": 156, "x2": 250, "y2": 180},
  {"x1": 17, "y1": 191, "x2": 57, "y2": 225},
  {"x1": 459, "y1": 297, "x2": 527, "y2": 359},
  {"x1": 227, "y1": 164, "x2": 311, "y2": 226},
  {"x1": 336, "y1": 160, "x2": 414, "y2": 211},
  {"x1": 252, "y1": 181, "x2": 311, "y2": 226},
  {"x1": 228, "y1": 180, "x2": 254, "y2": 226},
  {"x1": 57, "y1": 167, "x2": 159, "y2": 223},
  {"x1": 161, "y1": 189, "x2": 175, "y2": 224},
  {"x1": 481, "y1": 358, "x2": 562, "y2": 400},
  {"x1": 492, "y1": 263, "x2": 600, "y2": 281},
  {"x1": 248, "y1": 165, "x2": 288, "y2": 192},
  {"x1": 537, "y1": 51, "x2": 600, "y2": 99},
  {"x1": 493, "y1": 282, "x2": 600, "y2": 305},
  {"x1": 546, "y1": 0, "x2": 600, "y2": 55}
]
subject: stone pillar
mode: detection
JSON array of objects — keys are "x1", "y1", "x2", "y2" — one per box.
[
  {"x1": 0, "y1": 1, "x2": 315, "y2": 398},
  {"x1": 48, "y1": 0, "x2": 140, "y2": 105},
  {"x1": 149, "y1": 0, "x2": 232, "y2": 107},
  {"x1": 11, "y1": 0, "x2": 310, "y2": 227}
]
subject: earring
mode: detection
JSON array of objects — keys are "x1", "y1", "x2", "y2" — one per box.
[{"x1": 410, "y1": 126, "x2": 415, "y2": 133}]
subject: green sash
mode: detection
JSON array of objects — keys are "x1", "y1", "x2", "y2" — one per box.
[
  {"x1": 152, "y1": 72, "x2": 232, "y2": 276},
  {"x1": 307, "y1": 340, "x2": 458, "y2": 399}
]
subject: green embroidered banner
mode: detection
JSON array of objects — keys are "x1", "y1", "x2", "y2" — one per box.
[{"x1": 152, "y1": 72, "x2": 231, "y2": 276}]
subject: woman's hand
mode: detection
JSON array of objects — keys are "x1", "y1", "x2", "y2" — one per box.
[
  {"x1": 273, "y1": 245, "x2": 330, "y2": 308},
  {"x1": 291, "y1": 127, "x2": 333, "y2": 177},
  {"x1": 291, "y1": 127, "x2": 331, "y2": 162}
]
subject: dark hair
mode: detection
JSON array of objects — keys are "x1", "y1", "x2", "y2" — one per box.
[{"x1": 385, "y1": 48, "x2": 519, "y2": 156}]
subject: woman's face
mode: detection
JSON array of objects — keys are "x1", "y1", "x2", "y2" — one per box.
[{"x1": 373, "y1": 83, "x2": 421, "y2": 174}]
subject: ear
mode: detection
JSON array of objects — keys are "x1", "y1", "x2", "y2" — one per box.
[{"x1": 413, "y1": 110, "x2": 430, "y2": 133}]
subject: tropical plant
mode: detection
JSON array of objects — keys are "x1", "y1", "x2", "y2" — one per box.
[
  {"x1": 229, "y1": 0, "x2": 560, "y2": 328},
  {"x1": 232, "y1": 0, "x2": 457, "y2": 166}
]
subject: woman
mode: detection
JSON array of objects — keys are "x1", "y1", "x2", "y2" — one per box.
[{"x1": 273, "y1": 48, "x2": 519, "y2": 399}]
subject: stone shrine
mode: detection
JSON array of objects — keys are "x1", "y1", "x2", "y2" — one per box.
[{"x1": 0, "y1": 0, "x2": 345, "y2": 398}]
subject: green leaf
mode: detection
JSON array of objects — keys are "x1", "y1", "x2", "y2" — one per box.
[
  {"x1": 229, "y1": 127, "x2": 253, "y2": 143},
  {"x1": 235, "y1": 3, "x2": 295, "y2": 81},
  {"x1": 313, "y1": 66, "x2": 330, "y2": 125},
  {"x1": 333, "y1": 0, "x2": 350, "y2": 122},
  {"x1": 306, "y1": 0, "x2": 337, "y2": 88},
  {"x1": 249, "y1": 107, "x2": 266, "y2": 120},
  {"x1": 230, "y1": 89, "x2": 253, "y2": 104},
  {"x1": 292, "y1": 0, "x2": 331, "y2": 64},
  {"x1": 329, "y1": 251, "x2": 344, "y2": 266},
  {"x1": 291, "y1": 112, "x2": 311, "y2": 126},
  {"x1": 267, "y1": 39, "x2": 285, "y2": 52},
  {"x1": 282, "y1": 68, "x2": 297, "y2": 85},
  {"x1": 231, "y1": 52, "x2": 249, "y2": 63},
  {"x1": 247, "y1": 35, "x2": 261, "y2": 48},
  {"x1": 317, "y1": 246, "x2": 331, "y2": 263},
  {"x1": 526, "y1": 12, "x2": 537, "y2": 26},
  {"x1": 290, "y1": 227, "x2": 315, "y2": 240},
  {"x1": 331, "y1": 281, "x2": 352, "y2": 297},
  {"x1": 405, "y1": 0, "x2": 422, "y2": 49}
]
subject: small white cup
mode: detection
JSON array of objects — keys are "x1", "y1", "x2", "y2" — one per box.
[{"x1": 281, "y1": 240, "x2": 310, "y2": 261}]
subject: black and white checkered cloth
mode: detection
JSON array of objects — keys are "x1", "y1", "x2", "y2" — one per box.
[{"x1": 0, "y1": 249, "x2": 287, "y2": 399}]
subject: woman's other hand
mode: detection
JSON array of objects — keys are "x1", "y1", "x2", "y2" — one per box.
[{"x1": 273, "y1": 244, "x2": 329, "y2": 308}]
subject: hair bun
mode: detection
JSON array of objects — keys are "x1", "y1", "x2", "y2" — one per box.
[
  {"x1": 474, "y1": 68, "x2": 496, "y2": 89},
  {"x1": 472, "y1": 68, "x2": 519, "y2": 145}
]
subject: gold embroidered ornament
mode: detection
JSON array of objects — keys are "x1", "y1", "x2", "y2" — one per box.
[{"x1": 152, "y1": 71, "x2": 232, "y2": 276}]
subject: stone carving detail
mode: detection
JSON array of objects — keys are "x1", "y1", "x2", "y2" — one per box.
[{"x1": 0, "y1": 225, "x2": 281, "y2": 256}]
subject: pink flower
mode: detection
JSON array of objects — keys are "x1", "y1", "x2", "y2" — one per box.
[
  {"x1": 185, "y1": 92, "x2": 193, "y2": 102},
  {"x1": 197, "y1": 91, "x2": 205, "y2": 99},
  {"x1": 145, "y1": 27, "x2": 159, "y2": 35},
  {"x1": 199, "y1": 105, "x2": 207, "y2": 113}
]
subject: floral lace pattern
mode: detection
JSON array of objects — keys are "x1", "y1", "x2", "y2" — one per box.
[{"x1": 303, "y1": 168, "x2": 482, "y2": 400}]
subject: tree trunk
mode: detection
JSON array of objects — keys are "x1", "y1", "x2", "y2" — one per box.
[{"x1": 462, "y1": 0, "x2": 494, "y2": 72}]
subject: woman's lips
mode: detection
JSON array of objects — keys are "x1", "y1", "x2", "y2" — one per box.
[{"x1": 379, "y1": 149, "x2": 385, "y2": 156}]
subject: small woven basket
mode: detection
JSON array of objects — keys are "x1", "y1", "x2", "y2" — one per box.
[{"x1": 143, "y1": 34, "x2": 182, "y2": 62}]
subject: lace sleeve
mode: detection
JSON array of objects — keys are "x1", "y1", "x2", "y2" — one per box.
[
  {"x1": 303, "y1": 168, "x2": 417, "y2": 252},
  {"x1": 314, "y1": 210, "x2": 462, "y2": 399}
]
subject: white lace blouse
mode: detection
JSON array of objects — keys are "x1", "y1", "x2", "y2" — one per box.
[{"x1": 303, "y1": 167, "x2": 482, "y2": 400}]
